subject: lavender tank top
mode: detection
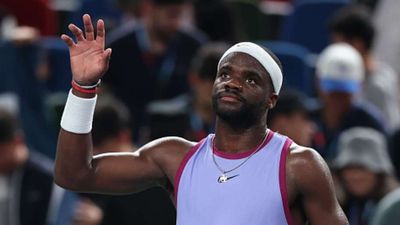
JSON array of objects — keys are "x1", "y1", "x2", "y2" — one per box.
[{"x1": 174, "y1": 130, "x2": 293, "y2": 225}]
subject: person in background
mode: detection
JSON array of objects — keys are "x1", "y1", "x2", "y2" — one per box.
[
  {"x1": 332, "y1": 127, "x2": 399, "y2": 225},
  {"x1": 56, "y1": 14, "x2": 349, "y2": 224},
  {"x1": 0, "y1": 107, "x2": 60, "y2": 225},
  {"x1": 329, "y1": 4, "x2": 400, "y2": 133},
  {"x1": 102, "y1": 0, "x2": 207, "y2": 141},
  {"x1": 312, "y1": 43, "x2": 386, "y2": 160},
  {"x1": 183, "y1": 42, "x2": 229, "y2": 141},
  {"x1": 73, "y1": 94, "x2": 176, "y2": 225},
  {"x1": 267, "y1": 90, "x2": 315, "y2": 147}
]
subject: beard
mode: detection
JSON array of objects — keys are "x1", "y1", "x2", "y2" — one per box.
[{"x1": 212, "y1": 92, "x2": 266, "y2": 129}]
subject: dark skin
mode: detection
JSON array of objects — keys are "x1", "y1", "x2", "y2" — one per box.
[{"x1": 55, "y1": 14, "x2": 349, "y2": 225}]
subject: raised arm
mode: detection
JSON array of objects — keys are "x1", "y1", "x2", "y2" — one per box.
[
  {"x1": 54, "y1": 15, "x2": 191, "y2": 194},
  {"x1": 286, "y1": 145, "x2": 349, "y2": 225}
]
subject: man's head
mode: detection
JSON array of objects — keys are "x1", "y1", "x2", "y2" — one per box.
[
  {"x1": 267, "y1": 90, "x2": 315, "y2": 146},
  {"x1": 212, "y1": 42, "x2": 282, "y2": 128},
  {"x1": 316, "y1": 43, "x2": 364, "y2": 107},
  {"x1": 329, "y1": 5, "x2": 374, "y2": 55},
  {"x1": 0, "y1": 108, "x2": 28, "y2": 174},
  {"x1": 333, "y1": 127, "x2": 393, "y2": 198},
  {"x1": 189, "y1": 42, "x2": 229, "y2": 110},
  {"x1": 92, "y1": 95, "x2": 133, "y2": 153},
  {"x1": 148, "y1": 0, "x2": 189, "y2": 41}
]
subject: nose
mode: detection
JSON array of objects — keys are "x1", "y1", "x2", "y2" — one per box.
[{"x1": 225, "y1": 79, "x2": 243, "y2": 91}]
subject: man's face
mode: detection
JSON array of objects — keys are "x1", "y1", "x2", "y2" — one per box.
[
  {"x1": 212, "y1": 53, "x2": 275, "y2": 127},
  {"x1": 320, "y1": 91, "x2": 353, "y2": 109},
  {"x1": 152, "y1": 4, "x2": 185, "y2": 41},
  {"x1": 340, "y1": 166, "x2": 378, "y2": 199}
]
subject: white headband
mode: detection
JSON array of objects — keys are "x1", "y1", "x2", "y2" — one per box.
[{"x1": 218, "y1": 42, "x2": 283, "y2": 94}]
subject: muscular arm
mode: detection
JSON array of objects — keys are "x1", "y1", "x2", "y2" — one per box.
[
  {"x1": 54, "y1": 14, "x2": 193, "y2": 194},
  {"x1": 55, "y1": 128, "x2": 193, "y2": 194},
  {"x1": 286, "y1": 145, "x2": 349, "y2": 225}
]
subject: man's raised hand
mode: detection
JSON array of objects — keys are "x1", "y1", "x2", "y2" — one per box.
[{"x1": 61, "y1": 14, "x2": 112, "y2": 85}]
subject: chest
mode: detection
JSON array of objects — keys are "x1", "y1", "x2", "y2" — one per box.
[{"x1": 176, "y1": 135, "x2": 290, "y2": 225}]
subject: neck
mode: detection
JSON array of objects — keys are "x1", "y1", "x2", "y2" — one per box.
[
  {"x1": 213, "y1": 119, "x2": 268, "y2": 154},
  {"x1": 145, "y1": 19, "x2": 166, "y2": 54}
]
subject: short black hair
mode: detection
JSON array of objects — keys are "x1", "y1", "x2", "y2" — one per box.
[
  {"x1": 329, "y1": 4, "x2": 374, "y2": 50},
  {"x1": 92, "y1": 95, "x2": 131, "y2": 147},
  {"x1": 0, "y1": 109, "x2": 18, "y2": 144},
  {"x1": 190, "y1": 42, "x2": 230, "y2": 81},
  {"x1": 267, "y1": 90, "x2": 308, "y2": 125}
]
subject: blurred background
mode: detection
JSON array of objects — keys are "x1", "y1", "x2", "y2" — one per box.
[{"x1": 0, "y1": 0, "x2": 400, "y2": 225}]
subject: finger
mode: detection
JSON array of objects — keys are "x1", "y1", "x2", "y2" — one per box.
[
  {"x1": 96, "y1": 19, "x2": 105, "y2": 46},
  {"x1": 68, "y1": 24, "x2": 85, "y2": 42},
  {"x1": 83, "y1": 14, "x2": 94, "y2": 41},
  {"x1": 60, "y1": 34, "x2": 76, "y2": 48},
  {"x1": 103, "y1": 48, "x2": 112, "y2": 61}
]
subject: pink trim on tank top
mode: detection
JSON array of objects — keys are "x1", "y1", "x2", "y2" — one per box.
[
  {"x1": 212, "y1": 130, "x2": 274, "y2": 159},
  {"x1": 174, "y1": 139, "x2": 206, "y2": 205},
  {"x1": 279, "y1": 138, "x2": 294, "y2": 225}
]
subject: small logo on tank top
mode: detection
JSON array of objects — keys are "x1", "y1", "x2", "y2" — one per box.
[{"x1": 217, "y1": 174, "x2": 239, "y2": 183}]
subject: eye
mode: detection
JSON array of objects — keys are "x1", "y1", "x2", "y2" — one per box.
[
  {"x1": 219, "y1": 72, "x2": 230, "y2": 79},
  {"x1": 246, "y1": 78, "x2": 256, "y2": 85}
]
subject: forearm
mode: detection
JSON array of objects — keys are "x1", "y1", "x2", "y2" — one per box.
[
  {"x1": 55, "y1": 130, "x2": 94, "y2": 189},
  {"x1": 54, "y1": 89, "x2": 97, "y2": 190}
]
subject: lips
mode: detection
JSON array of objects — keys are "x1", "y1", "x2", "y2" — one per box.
[{"x1": 217, "y1": 92, "x2": 245, "y2": 103}]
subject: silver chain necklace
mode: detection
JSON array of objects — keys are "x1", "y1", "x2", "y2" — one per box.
[{"x1": 212, "y1": 131, "x2": 269, "y2": 183}]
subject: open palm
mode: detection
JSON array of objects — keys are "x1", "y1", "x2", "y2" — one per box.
[{"x1": 61, "y1": 14, "x2": 112, "y2": 85}]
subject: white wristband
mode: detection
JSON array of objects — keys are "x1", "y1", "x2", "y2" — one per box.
[{"x1": 60, "y1": 89, "x2": 97, "y2": 134}]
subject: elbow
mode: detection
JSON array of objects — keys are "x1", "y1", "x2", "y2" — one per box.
[{"x1": 54, "y1": 166, "x2": 91, "y2": 191}]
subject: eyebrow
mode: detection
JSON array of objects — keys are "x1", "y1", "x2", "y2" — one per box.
[
  {"x1": 219, "y1": 64, "x2": 270, "y2": 82},
  {"x1": 218, "y1": 65, "x2": 232, "y2": 72}
]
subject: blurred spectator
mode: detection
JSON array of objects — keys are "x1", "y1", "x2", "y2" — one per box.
[
  {"x1": 50, "y1": 0, "x2": 81, "y2": 35},
  {"x1": 102, "y1": 0, "x2": 207, "y2": 142},
  {"x1": 373, "y1": 0, "x2": 400, "y2": 76},
  {"x1": 370, "y1": 188, "x2": 400, "y2": 225},
  {"x1": 183, "y1": 42, "x2": 229, "y2": 141},
  {"x1": 312, "y1": 43, "x2": 386, "y2": 160},
  {"x1": 0, "y1": 0, "x2": 57, "y2": 36},
  {"x1": 115, "y1": 0, "x2": 155, "y2": 23},
  {"x1": 0, "y1": 8, "x2": 40, "y2": 44},
  {"x1": 73, "y1": 94, "x2": 176, "y2": 225},
  {"x1": 332, "y1": 127, "x2": 398, "y2": 225},
  {"x1": 267, "y1": 90, "x2": 315, "y2": 147},
  {"x1": 0, "y1": 107, "x2": 57, "y2": 225},
  {"x1": 329, "y1": 4, "x2": 400, "y2": 133},
  {"x1": 91, "y1": 94, "x2": 137, "y2": 153}
]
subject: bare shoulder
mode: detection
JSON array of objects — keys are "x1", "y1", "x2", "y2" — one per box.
[
  {"x1": 285, "y1": 142, "x2": 349, "y2": 225},
  {"x1": 139, "y1": 136, "x2": 198, "y2": 185},
  {"x1": 286, "y1": 143, "x2": 333, "y2": 194},
  {"x1": 140, "y1": 136, "x2": 196, "y2": 156},
  {"x1": 287, "y1": 143, "x2": 327, "y2": 171}
]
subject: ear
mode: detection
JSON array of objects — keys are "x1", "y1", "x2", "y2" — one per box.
[{"x1": 267, "y1": 93, "x2": 279, "y2": 109}]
